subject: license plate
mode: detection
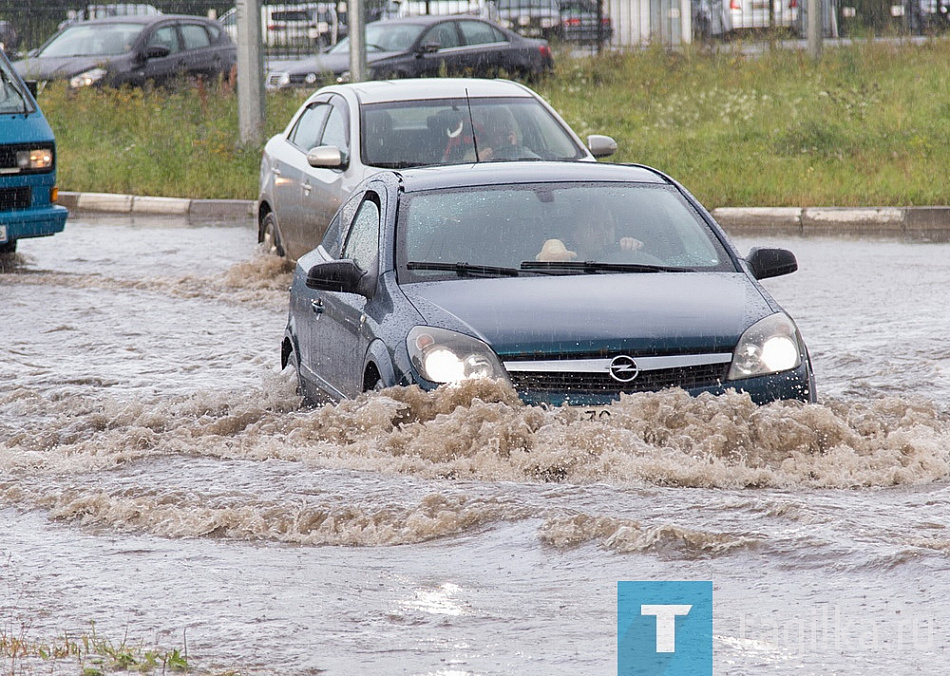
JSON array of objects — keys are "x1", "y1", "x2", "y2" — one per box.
[{"x1": 0, "y1": 225, "x2": 7, "y2": 243}]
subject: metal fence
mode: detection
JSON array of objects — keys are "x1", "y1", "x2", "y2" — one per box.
[{"x1": 1, "y1": 0, "x2": 946, "y2": 59}]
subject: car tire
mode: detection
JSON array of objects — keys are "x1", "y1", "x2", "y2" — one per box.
[{"x1": 260, "y1": 212, "x2": 285, "y2": 258}]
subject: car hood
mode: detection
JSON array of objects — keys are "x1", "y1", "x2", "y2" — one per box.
[
  {"x1": 15, "y1": 55, "x2": 119, "y2": 80},
  {"x1": 286, "y1": 50, "x2": 405, "y2": 75},
  {"x1": 401, "y1": 272, "x2": 776, "y2": 355}
]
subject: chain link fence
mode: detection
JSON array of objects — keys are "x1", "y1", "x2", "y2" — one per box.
[{"x1": 1, "y1": 0, "x2": 946, "y2": 61}]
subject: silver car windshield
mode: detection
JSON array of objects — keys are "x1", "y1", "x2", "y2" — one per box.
[
  {"x1": 361, "y1": 97, "x2": 585, "y2": 168},
  {"x1": 40, "y1": 23, "x2": 145, "y2": 57},
  {"x1": 328, "y1": 23, "x2": 426, "y2": 53},
  {"x1": 397, "y1": 183, "x2": 734, "y2": 281}
]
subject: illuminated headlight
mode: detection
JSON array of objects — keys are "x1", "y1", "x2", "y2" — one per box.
[
  {"x1": 69, "y1": 67, "x2": 107, "y2": 88},
  {"x1": 728, "y1": 313, "x2": 803, "y2": 380},
  {"x1": 336, "y1": 70, "x2": 351, "y2": 83},
  {"x1": 16, "y1": 148, "x2": 54, "y2": 170},
  {"x1": 407, "y1": 326, "x2": 508, "y2": 384}
]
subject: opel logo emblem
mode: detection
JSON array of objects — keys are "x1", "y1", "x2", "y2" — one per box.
[{"x1": 609, "y1": 355, "x2": 639, "y2": 383}]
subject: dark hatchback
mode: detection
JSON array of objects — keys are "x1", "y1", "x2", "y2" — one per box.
[
  {"x1": 14, "y1": 14, "x2": 236, "y2": 89},
  {"x1": 282, "y1": 162, "x2": 816, "y2": 407},
  {"x1": 265, "y1": 14, "x2": 553, "y2": 90}
]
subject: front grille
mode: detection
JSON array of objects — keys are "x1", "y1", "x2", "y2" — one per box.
[
  {"x1": 507, "y1": 362, "x2": 729, "y2": 395},
  {"x1": 0, "y1": 186, "x2": 32, "y2": 211}
]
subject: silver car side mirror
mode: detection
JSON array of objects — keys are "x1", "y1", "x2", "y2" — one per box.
[
  {"x1": 307, "y1": 145, "x2": 347, "y2": 169},
  {"x1": 587, "y1": 134, "x2": 618, "y2": 158}
]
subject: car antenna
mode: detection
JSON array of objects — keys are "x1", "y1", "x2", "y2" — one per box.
[{"x1": 465, "y1": 88, "x2": 480, "y2": 163}]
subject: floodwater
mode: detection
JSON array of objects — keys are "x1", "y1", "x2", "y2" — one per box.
[{"x1": 2, "y1": 215, "x2": 950, "y2": 675}]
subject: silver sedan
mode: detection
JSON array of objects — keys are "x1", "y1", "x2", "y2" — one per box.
[{"x1": 257, "y1": 78, "x2": 617, "y2": 261}]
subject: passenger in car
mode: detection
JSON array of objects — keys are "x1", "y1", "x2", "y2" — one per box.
[{"x1": 473, "y1": 107, "x2": 539, "y2": 161}]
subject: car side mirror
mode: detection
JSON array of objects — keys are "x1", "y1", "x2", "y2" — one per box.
[
  {"x1": 746, "y1": 247, "x2": 798, "y2": 280},
  {"x1": 306, "y1": 259, "x2": 374, "y2": 297},
  {"x1": 587, "y1": 134, "x2": 617, "y2": 158},
  {"x1": 144, "y1": 44, "x2": 171, "y2": 59},
  {"x1": 419, "y1": 39, "x2": 441, "y2": 53},
  {"x1": 307, "y1": 145, "x2": 348, "y2": 169}
]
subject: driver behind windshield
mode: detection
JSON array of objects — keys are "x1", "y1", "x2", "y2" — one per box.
[{"x1": 535, "y1": 206, "x2": 644, "y2": 262}]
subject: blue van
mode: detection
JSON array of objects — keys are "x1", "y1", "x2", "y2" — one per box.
[{"x1": 0, "y1": 50, "x2": 67, "y2": 255}]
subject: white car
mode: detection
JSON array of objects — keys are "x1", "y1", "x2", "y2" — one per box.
[
  {"x1": 257, "y1": 78, "x2": 618, "y2": 261},
  {"x1": 219, "y1": 3, "x2": 339, "y2": 48}
]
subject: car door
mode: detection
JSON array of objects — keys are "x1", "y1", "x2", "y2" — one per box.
[
  {"x1": 273, "y1": 99, "x2": 332, "y2": 259},
  {"x1": 308, "y1": 190, "x2": 382, "y2": 398},
  {"x1": 139, "y1": 20, "x2": 183, "y2": 85},
  {"x1": 456, "y1": 19, "x2": 513, "y2": 76},
  {"x1": 409, "y1": 20, "x2": 466, "y2": 77},
  {"x1": 297, "y1": 94, "x2": 351, "y2": 258},
  {"x1": 176, "y1": 21, "x2": 218, "y2": 79}
]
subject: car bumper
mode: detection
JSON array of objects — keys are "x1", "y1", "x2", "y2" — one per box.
[{"x1": 0, "y1": 204, "x2": 68, "y2": 243}]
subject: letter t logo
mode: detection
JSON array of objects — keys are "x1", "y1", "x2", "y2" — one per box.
[{"x1": 640, "y1": 604, "x2": 692, "y2": 652}]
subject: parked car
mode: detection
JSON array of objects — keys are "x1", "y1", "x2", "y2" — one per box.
[
  {"x1": 265, "y1": 15, "x2": 553, "y2": 90},
  {"x1": 14, "y1": 15, "x2": 236, "y2": 89},
  {"x1": 258, "y1": 78, "x2": 617, "y2": 261},
  {"x1": 693, "y1": 0, "x2": 734, "y2": 39},
  {"x1": 219, "y1": 3, "x2": 340, "y2": 49},
  {"x1": 280, "y1": 161, "x2": 816, "y2": 407},
  {"x1": 728, "y1": 0, "x2": 798, "y2": 30},
  {"x1": 558, "y1": 0, "x2": 613, "y2": 43},
  {"x1": 385, "y1": 0, "x2": 501, "y2": 20},
  {"x1": 496, "y1": 0, "x2": 563, "y2": 39}
]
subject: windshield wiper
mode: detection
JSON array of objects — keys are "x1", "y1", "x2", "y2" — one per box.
[
  {"x1": 407, "y1": 261, "x2": 546, "y2": 278},
  {"x1": 520, "y1": 261, "x2": 689, "y2": 274}
]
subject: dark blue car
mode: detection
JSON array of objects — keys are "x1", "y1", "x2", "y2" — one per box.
[{"x1": 282, "y1": 162, "x2": 815, "y2": 407}]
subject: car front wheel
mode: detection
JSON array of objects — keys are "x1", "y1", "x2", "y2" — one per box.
[{"x1": 260, "y1": 212, "x2": 285, "y2": 257}]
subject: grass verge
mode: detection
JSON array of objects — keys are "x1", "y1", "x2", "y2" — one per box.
[{"x1": 40, "y1": 38, "x2": 950, "y2": 207}]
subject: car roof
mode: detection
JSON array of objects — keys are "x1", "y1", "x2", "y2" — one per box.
[
  {"x1": 393, "y1": 162, "x2": 671, "y2": 193},
  {"x1": 64, "y1": 14, "x2": 210, "y2": 26},
  {"x1": 371, "y1": 14, "x2": 495, "y2": 26},
  {"x1": 322, "y1": 78, "x2": 537, "y2": 104}
]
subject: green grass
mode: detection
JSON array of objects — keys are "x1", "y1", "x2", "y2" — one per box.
[{"x1": 40, "y1": 38, "x2": 950, "y2": 208}]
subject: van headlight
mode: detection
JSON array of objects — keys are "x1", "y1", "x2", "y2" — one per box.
[
  {"x1": 728, "y1": 313, "x2": 803, "y2": 380},
  {"x1": 407, "y1": 326, "x2": 508, "y2": 384},
  {"x1": 69, "y1": 67, "x2": 107, "y2": 88}
]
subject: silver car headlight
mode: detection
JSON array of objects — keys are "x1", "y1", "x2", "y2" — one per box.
[
  {"x1": 728, "y1": 313, "x2": 803, "y2": 380},
  {"x1": 69, "y1": 68, "x2": 107, "y2": 88},
  {"x1": 407, "y1": 326, "x2": 508, "y2": 384}
]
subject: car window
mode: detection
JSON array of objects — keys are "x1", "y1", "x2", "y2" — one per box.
[
  {"x1": 458, "y1": 20, "x2": 506, "y2": 45},
  {"x1": 41, "y1": 23, "x2": 145, "y2": 57},
  {"x1": 342, "y1": 194, "x2": 381, "y2": 271},
  {"x1": 360, "y1": 96, "x2": 584, "y2": 168},
  {"x1": 179, "y1": 23, "x2": 212, "y2": 50},
  {"x1": 148, "y1": 25, "x2": 180, "y2": 53},
  {"x1": 289, "y1": 102, "x2": 331, "y2": 151},
  {"x1": 328, "y1": 23, "x2": 425, "y2": 53},
  {"x1": 397, "y1": 183, "x2": 734, "y2": 282},
  {"x1": 320, "y1": 102, "x2": 348, "y2": 149},
  {"x1": 423, "y1": 22, "x2": 461, "y2": 49}
]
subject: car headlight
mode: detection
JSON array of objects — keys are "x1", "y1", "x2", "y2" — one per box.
[
  {"x1": 336, "y1": 70, "x2": 351, "y2": 84},
  {"x1": 16, "y1": 148, "x2": 53, "y2": 171},
  {"x1": 268, "y1": 72, "x2": 291, "y2": 89},
  {"x1": 407, "y1": 326, "x2": 508, "y2": 384},
  {"x1": 728, "y1": 313, "x2": 803, "y2": 380},
  {"x1": 69, "y1": 67, "x2": 107, "y2": 88}
]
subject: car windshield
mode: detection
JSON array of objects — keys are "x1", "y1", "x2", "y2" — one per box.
[
  {"x1": 0, "y1": 56, "x2": 34, "y2": 114},
  {"x1": 361, "y1": 97, "x2": 584, "y2": 168},
  {"x1": 328, "y1": 23, "x2": 425, "y2": 53},
  {"x1": 40, "y1": 23, "x2": 145, "y2": 57},
  {"x1": 397, "y1": 182, "x2": 735, "y2": 282}
]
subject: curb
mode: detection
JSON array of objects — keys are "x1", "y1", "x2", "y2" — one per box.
[
  {"x1": 712, "y1": 206, "x2": 950, "y2": 239},
  {"x1": 59, "y1": 192, "x2": 950, "y2": 239},
  {"x1": 59, "y1": 192, "x2": 257, "y2": 222}
]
